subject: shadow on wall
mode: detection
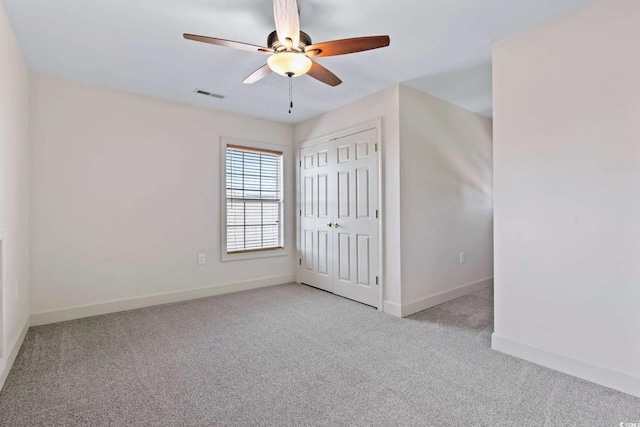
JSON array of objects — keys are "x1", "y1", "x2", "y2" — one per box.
[
  {"x1": 402, "y1": 60, "x2": 493, "y2": 118},
  {"x1": 404, "y1": 89, "x2": 493, "y2": 200}
]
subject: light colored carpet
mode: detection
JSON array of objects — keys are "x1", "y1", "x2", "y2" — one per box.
[{"x1": 0, "y1": 283, "x2": 638, "y2": 426}]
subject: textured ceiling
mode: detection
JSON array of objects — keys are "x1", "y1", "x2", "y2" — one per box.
[{"x1": 1, "y1": 0, "x2": 596, "y2": 124}]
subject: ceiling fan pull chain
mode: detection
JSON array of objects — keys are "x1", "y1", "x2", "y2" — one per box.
[{"x1": 287, "y1": 72, "x2": 294, "y2": 114}]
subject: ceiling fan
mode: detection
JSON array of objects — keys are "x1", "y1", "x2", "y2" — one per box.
[{"x1": 183, "y1": 0, "x2": 390, "y2": 88}]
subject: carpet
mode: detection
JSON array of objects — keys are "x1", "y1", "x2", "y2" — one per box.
[{"x1": 0, "y1": 283, "x2": 638, "y2": 426}]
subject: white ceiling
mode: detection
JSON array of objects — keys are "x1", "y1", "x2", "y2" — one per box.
[{"x1": 1, "y1": 0, "x2": 595, "y2": 124}]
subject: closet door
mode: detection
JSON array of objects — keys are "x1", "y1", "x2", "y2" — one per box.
[
  {"x1": 299, "y1": 141, "x2": 334, "y2": 292},
  {"x1": 331, "y1": 129, "x2": 379, "y2": 307},
  {"x1": 298, "y1": 128, "x2": 380, "y2": 308}
]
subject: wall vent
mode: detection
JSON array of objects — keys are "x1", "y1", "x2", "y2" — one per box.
[{"x1": 194, "y1": 89, "x2": 225, "y2": 99}]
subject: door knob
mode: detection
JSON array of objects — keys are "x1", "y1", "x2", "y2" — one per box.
[
  {"x1": 326, "y1": 223, "x2": 333, "y2": 227},
  {"x1": 333, "y1": 223, "x2": 339, "y2": 228}
]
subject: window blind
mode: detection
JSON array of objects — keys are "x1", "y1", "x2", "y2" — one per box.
[{"x1": 226, "y1": 145, "x2": 283, "y2": 253}]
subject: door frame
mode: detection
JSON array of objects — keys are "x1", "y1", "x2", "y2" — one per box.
[{"x1": 296, "y1": 119, "x2": 385, "y2": 311}]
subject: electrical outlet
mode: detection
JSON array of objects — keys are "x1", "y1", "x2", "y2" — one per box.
[
  {"x1": 459, "y1": 252, "x2": 465, "y2": 264},
  {"x1": 198, "y1": 253, "x2": 206, "y2": 265}
]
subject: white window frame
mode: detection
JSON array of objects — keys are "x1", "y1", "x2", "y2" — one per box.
[{"x1": 220, "y1": 137, "x2": 287, "y2": 262}]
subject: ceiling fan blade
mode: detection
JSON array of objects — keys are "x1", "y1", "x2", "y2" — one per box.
[
  {"x1": 184, "y1": 34, "x2": 272, "y2": 54},
  {"x1": 273, "y1": 0, "x2": 300, "y2": 49},
  {"x1": 243, "y1": 64, "x2": 273, "y2": 84},
  {"x1": 306, "y1": 36, "x2": 390, "y2": 58},
  {"x1": 307, "y1": 61, "x2": 342, "y2": 87}
]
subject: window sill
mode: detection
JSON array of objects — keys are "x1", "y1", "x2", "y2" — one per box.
[{"x1": 221, "y1": 247, "x2": 288, "y2": 262}]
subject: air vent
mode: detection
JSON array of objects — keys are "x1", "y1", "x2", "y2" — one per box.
[{"x1": 193, "y1": 89, "x2": 225, "y2": 99}]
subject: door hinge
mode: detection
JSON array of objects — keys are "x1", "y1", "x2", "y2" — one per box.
[
  {"x1": 299, "y1": 160, "x2": 302, "y2": 167},
  {"x1": 299, "y1": 258, "x2": 302, "y2": 266},
  {"x1": 376, "y1": 210, "x2": 379, "y2": 219},
  {"x1": 375, "y1": 143, "x2": 378, "y2": 152},
  {"x1": 300, "y1": 209, "x2": 302, "y2": 216},
  {"x1": 376, "y1": 276, "x2": 379, "y2": 285}
]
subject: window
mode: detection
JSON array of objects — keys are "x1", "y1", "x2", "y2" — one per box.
[{"x1": 223, "y1": 141, "x2": 284, "y2": 258}]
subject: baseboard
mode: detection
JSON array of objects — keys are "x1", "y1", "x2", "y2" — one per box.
[
  {"x1": 383, "y1": 300, "x2": 402, "y2": 318},
  {"x1": 30, "y1": 274, "x2": 295, "y2": 327},
  {"x1": 492, "y1": 333, "x2": 640, "y2": 398},
  {"x1": 401, "y1": 277, "x2": 493, "y2": 317},
  {"x1": 0, "y1": 316, "x2": 30, "y2": 392}
]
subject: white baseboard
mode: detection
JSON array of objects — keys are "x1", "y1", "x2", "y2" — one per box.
[
  {"x1": 0, "y1": 316, "x2": 30, "y2": 392},
  {"x1": 492, "y1": 333, "x2": 640, "y2": 398},
  {"x1": 383, "y1": 300, "x2": 402, "y2": 317},
  {"x1": 401, "y1": 277, "x2": 493, "y2": 317},
  {"x1": 30, "y1": 275, "x2": 295, "y2": 327}
]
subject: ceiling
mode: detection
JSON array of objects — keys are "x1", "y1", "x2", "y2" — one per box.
[{"x1": 1, "y1": 0, "x2": 595, "y2": 124}]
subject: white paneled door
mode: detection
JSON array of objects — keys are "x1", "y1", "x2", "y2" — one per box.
[{"x1": 299, "y1": 128, "x2": 379, "y2": 307}]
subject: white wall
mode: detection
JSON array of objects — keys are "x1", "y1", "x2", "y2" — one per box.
[
  {"x1": 493, "y1": 0, "x2": 640, "y2": 397},
  {"x1": 30, "y1": 75, "x2": 295, "y2": 322},
  {"x1": 0, "y1": 1, "x2": 30, "y2": 388},
  {"x1": 399, "y1": 85, "x2": 493, "y2": 315},
  {"x1": 294, "y1": 85, "x2": 403, "y2": 311}
]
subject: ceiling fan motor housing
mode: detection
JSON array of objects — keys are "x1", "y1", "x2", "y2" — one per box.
[{"x1": 268, "y1": 30, "x2": 312, "y2": 52}]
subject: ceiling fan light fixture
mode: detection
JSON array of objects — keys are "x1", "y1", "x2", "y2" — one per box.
[{"x1": 267, "y1": 52, "x2": 312, "y2": 77}]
